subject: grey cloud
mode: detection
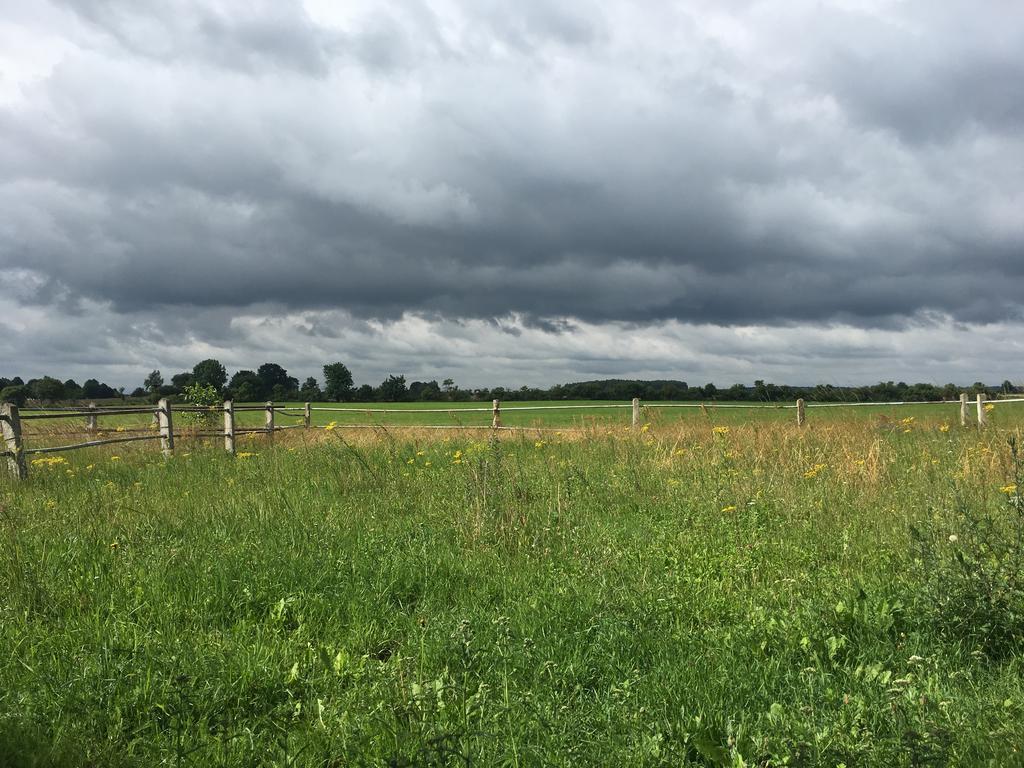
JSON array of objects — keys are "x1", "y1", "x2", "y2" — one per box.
[{"x1": 1, "y1": 0, "x2": 1023, "y2": 386}]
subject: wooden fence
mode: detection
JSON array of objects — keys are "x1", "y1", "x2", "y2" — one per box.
[{"x1": 2, "y1": 393, "x2": 1019, "y2": 480}]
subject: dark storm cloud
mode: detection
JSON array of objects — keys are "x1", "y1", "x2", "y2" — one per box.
[{"x1": 1, "y1": 0, "x2": 1023, "y2": 386}]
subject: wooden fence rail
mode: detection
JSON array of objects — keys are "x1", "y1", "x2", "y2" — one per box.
[{"x1": 3, "y1": 394, "x2": 1022, "y2": 480}]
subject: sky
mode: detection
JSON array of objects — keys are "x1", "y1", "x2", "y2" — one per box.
[{"x1": 1, "y1": 0, "x2": 1022, "y2": 390}]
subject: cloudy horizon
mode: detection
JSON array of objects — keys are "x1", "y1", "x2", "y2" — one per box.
[{"x1": 2, "y1": 0, "x2": 1022, "y2": 390}]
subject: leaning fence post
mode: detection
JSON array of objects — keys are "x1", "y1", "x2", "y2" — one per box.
[
  {"x1": 492, "y1": 399, "x2": 501, "y2": 429},
  {"x1": 265, "y1": 401, "x2": 275, "y2": 445},
  {"x1": 157, "y1": 398, "x2": 174, "y2": 456},
  {"x1": 959, "y1": 393, "x2": 969, "y2": 427},
  {"x1": 977, "y1": 393, "x2": 987, "y2": 427},
  {"x1": 796, "y1": 398, "x2": 806, "y2": 427},
  {"x1": 86, "y1": 402, "x2": 97, "y2": 433},
  {"x1": 304, "y1": 402, "x2": 311, "y2": 429},
  {"x1": 1, "y1": 403, "x2": 28, "y2": 480},
  {"x1": 224, "y1": 400, "x2": 235, "y2": 455}
]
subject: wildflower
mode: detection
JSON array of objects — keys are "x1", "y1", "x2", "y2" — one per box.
[
  {"x1": 110, "y1": 456, "x2": 121, "y2": 461},
  {"x1": 416, "y1": 450, "x2": 425, "y2": 456},
  {"x1": 939, "y1": 423, "x2": 951, "y2": 433},
  {"x1": 1000, "y1": 484, "x2": 1017, "y2": 495},
  {"x1": 985, "y1": 403, "x2": 995, "y2": 413},
  {"x1": 407, "y1": 458, "x2": 415, "y2": 464},
  {"x1": 85, "y1": 464, "x2": 95, "y2": 471},
  {"x1": 325, "y1": 421, "x2": 337, "y2": 431},
  {"x1": 721, "y1": 505, "x2": 737, "y2": 513},
  {"x1": 453, "y1": 450, "x2": 463, "y2": 459},
  {"x1": 640, "y1": 423, "x2": 650, "y2": 434},
  {"x1": 900, "y1": 416, "x2": 915, "y2": 426},
  {"x1": 237, "y1": 452, "x2": 257, "y2": 459},
  {"x1": 712, "y1": 426, "x2": 730, "y2": 436},
  {"x1": 948, "y1": 534, "x2": 959, "y2": 544},
  {"x1": 803, "y1": 463, "x2": 827, "y2": 479},
  {"x1": 115, "y1": 425, "x2": 126, "y2": 432},
  {"x1": 424, "y1": 460, "x2": 432, "y2": 467},
  {"x1": 534, "y1": 441, "x2": 547, "y2": 449},
  {"x1": 110, "y1": 540, "x2": 119, "y2": 550},
  {"x1": 673, "y1": 448, "x2": 686, "y2": 457}
]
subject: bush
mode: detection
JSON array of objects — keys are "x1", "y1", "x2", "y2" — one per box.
[
  {"x1": 909, "y1": 437, "x2": 1024, "y2": 658},
  {"x1": 0, "y1": 385, "x2": 29, "y2": 408},
  {"x1": 181, "y1": 382, "x2": 221, "y2": 427}
]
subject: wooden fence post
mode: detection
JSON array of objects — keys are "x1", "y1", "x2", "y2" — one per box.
[
  {"x1": 796, "y1": 398, "x2": 806, "y2": 427},
  {"x1": 86, "y1": 402, "x2": 97, "y2": 433},
  {"x1": 1, "y1": 403, "x2": 28, "y2": 480},
  {"x1": 157, "y1": 398, "x2": 174, "y2": 456},
  {"x1": 224, "y1": 400, "x2": 235, "y2": 455},
  {"x1": 959, "y1": 393, "x2": 969, "y2": 427},
  {"x1": 265, "y1": 402, "x2": 275, "y2": 445},
  {"x1": 304, "y1": 402, "x2": 311, "y2": 429},
  {"x1": 977, "y1": 393, "x2": 987, "y2": 427},
  {"x1": 492, "y1": 399, "x2": 501, "y2": 429},
  {"x1": 632, "y1": 398, "x2": 640, "y2": 429}
]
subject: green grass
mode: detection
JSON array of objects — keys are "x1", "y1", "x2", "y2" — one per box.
[
  {"x1": 2, "y1": 419, "x2": 1024, "y2": 765},
  {"x1": 20, "y1": 398, "x2": 1024, "y2": 438}
]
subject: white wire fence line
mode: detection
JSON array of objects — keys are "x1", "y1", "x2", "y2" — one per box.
[{"x1": 3, "y1": 393, "x2": 1020, "y2": 480}]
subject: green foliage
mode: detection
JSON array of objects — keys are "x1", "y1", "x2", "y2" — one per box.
[
  {"x1": 143, "y1": 370, "x2": 163, "y2": 394},
  {"x1": 910, "y1": 438, "x2": 1024, "y2": 658},
  {"x1": 0, "y1": 385, "x2": 28, "y2": 407},
  {"x1": 191, "y1": 359, "x2": 227, "y2": 392},
  {"x1": 180, "y1": 382, "x2": 220, "y2": 426},
  {"x1": 322, "y1": 362, "x2": 353, "y2": 402}
]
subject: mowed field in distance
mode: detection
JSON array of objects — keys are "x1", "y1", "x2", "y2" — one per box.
[
  {"x1": 16, "y1": 399, "x2": 1024, "y2": 443},
  {"x1": 3, "y1": 407, "x2": 1024, "y2": 765}
]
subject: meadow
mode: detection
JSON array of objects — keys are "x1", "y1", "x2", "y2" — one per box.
[{"x1": 2, "y1": 407, "x2": 1024, "y2": 765}]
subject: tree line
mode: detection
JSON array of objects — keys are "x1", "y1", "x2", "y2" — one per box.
[{"x1": 2, "y1": 361, "x2": 1020, "y2": 407}]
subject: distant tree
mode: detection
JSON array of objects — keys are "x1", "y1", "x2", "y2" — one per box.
[
  {"x1": 0, "y1": 385, "x2": 28, "y2": 407},
  {"x1": 378, "y1": 375, "x2": 408, "y2": 402},
  {"x1": 1002, "y1": 380, "x2": 1018, "y2": 395},
  {"x1": 170, "y1": 372, "x2": 195, "y2": 392},
  {"x1": 0, "y1": 377, "x2": 10, "y2": 390},
  {"x1": 227, "y1": 370, "x2": 264, "y2": 403},
  {"x1": 702, "y1": 383, "x2": 718, "y2": 399},
  {"x1": 31, "y1": 376, "x2": 66, "y2": 402},
  {"x1": 257, "y1": 363, "x2": 293, "y2": 398},
  {"x1": 355, "y1": 384, "x2": 374, "y2": 401},
  {"x1": 409, "y1": 380, "x2": 441, "y2": 401},
  {"x1": 82, "y1": 379, "x2": 102, "y2": 398},
  {"x1": 130, "y1": 387, "x2": 147, "y2": 398},
  {"x1": 192, "y1": 359, "x2": 227, "y2": 392},
  {"x1": 323, "y1": 363, "x2": 354, "y2": 402},
  {"x1": 63, "y1": 379, "x2": 84, "y2": 399},
  {"x1": 299, "y1": 377, "x2": 322, "y2": 401},
  {"x1": 144, "y1": 370, "x2": 164, "y2": 394}
]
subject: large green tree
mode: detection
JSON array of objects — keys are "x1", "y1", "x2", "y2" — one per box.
[
  {"x1": 192, "y1": 359, "x2": 227, "y2": 392},
  {"x1": 323, "y1": 363, "x2": 354, "y2": 402}
]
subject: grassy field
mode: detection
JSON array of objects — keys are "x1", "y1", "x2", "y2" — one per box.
[
  {"x1": 18, "y1": 398, "x2": 1024, "y2": 441},
  {"x1": 2, "y1": 415, "x2": 1024, "y2": 765}
]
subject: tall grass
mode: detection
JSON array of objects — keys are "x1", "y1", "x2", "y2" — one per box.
[{"x1": 1, "y1": 418, "x2": 1023, "y2": 765}]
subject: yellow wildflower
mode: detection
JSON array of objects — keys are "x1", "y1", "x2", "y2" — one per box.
[
  {"x1": 985, "y1": 403, "x2": 995, "y2": 413},
  {"x1": 939, "y1": 423, "x2": 950, "y2": 433},
  {"x1": 721, "y1": 505, "x2": 737, "y2": 513},
  {"x1": 110, "y1": 456, "x2": 121, "y2": 461},
  {"x1": 1000, "y1": 484, "x2": 1017, "y2": 495},
  {"x1": 712, "y1": 426, "x2": 730, "y2": 436}
]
